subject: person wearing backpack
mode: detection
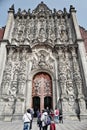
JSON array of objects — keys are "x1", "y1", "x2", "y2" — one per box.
[
  {"x1": 41, "y1": 109, "x2": 49, "y2": 130},
  {"x1": 37, "y1": 111, "x2": 42, "y2": 130},
  {"x1": 54, "y1": 107, "x2": 59, "y2": 124}
]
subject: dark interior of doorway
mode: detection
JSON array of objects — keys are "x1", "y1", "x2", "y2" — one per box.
[
  {"x1": 44, "y1": 96, "x2": 52, "y2": 110},
  {"x1": 33, "y1": 96, "x2": 40, "y2": 117}
]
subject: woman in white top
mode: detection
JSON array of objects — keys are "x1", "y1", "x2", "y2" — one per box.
[
  {"x1": 23, "y1": 109, "x2": 32, "y2": 130},
  {"x1": 41, "y1": 109, "x2": 48, "y2": 130}
]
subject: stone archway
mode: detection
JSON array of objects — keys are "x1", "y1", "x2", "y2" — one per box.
[{"x1": 32, "y1": 72, "x2": 52, "y2": 112}]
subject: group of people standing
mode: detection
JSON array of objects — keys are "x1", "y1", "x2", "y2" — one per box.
[
  {"x1": 23, "y1": 107, "x2": 63, "y2": 130},
  {"x1": 37, "y1": 107, "x2": 63, "y2": 130}
]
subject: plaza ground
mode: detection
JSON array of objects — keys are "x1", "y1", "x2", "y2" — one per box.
[{"x1": 0, "y1": 118, "x2": 87, "y2": 130}]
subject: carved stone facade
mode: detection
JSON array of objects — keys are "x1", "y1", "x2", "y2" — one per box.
[{"x1": 0, "y1": 2, "x2": 87, "y2": 121}]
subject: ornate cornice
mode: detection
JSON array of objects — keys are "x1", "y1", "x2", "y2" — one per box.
[{"x1": 6, "y1": 45, "x2": 32, "y2": 53}]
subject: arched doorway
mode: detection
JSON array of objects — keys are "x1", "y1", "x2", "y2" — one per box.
[{"x1": 32, "y1": 72, "x2": 52, "y2": 113}]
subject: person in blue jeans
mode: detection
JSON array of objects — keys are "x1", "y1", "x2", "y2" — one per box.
[
  {"x1": 54, "y1": 107, "x2": 59, "y2": 123},
  {"x1": 23, "y1": 109, "x2": 32, "y2": 130}
]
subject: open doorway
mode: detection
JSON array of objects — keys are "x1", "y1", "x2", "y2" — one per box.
[
  {"x1": 33, "y1": 96, "x2": 40, "y2": 117},
  {"x1": 44, "y1": 96, "x2": 52, "y2": 110}
]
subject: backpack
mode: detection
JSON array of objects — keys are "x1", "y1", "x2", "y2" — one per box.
[{"x1": 44, "y1": 115, "x2": 51, "y2": 125}]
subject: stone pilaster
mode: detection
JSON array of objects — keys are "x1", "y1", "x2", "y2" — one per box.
[
  {"x1": 3, "y1": 5, "x2": 14, "y2": 40},
  {"x1": 0, "y1": 40, "x2": 9, "y2": 89},
  {"x1": 26, "y1": 79, "x2": 32, "y2": 109},
  {"x1": 70, "y1": 5, "x2": 87, "y2": 88}
]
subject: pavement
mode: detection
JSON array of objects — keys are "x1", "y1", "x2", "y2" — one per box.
[{"x1": 0, "y1": 118, "x2": 87, "y2": 130}]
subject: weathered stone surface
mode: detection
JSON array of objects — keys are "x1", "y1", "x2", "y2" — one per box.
[{"x1": 0, "y1": 2, "x2": 87, "y2": 121}]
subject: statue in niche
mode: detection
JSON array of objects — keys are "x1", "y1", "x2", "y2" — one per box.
[
  {"x1": 12, "y1": 52, "x2": 17, "y2": 61},
  {"x1": 13, "y1": 71, "x2": 18, "y2": 81},
  {"x1": 79, "y1": 98, "x2": 86, "y2": 112},
  {"x1": 18, "y1": 82, "x2": 25, "y2": 95},
  {"x1": 24, "y1": 27, "x2": 31, "y2": 40},
  {"x1": 46, "y1": 57, "x2": 54, "y2": 70},
  {"x1": 76, "y1": 81, "x2": 82, "y2": 95},
  {"x1": 3, "y1": 72, "x2": 11, "y2": 81},
  {"x1": 32, "y1": 57, "x2": 37, "y2": 70},
  {"x1": 10, "y1": 84, "x2": 17, "y2": 98},
  {"x1": 66, "y1": 69, "x2": 71, "y2": 80},
  {"x1": 60, "y1": 29, "x2": 68, "y2": 42},
  {"x1": 68, "y1": 95, "x2": 75, "y2": 112},
  {"x1": 38, "y1": 28, "x2": 46, "y2": 42},
  {"x1": 2, "y1": 82, "x2": 10, "y2": 95},
  {"x1": 38, "y1": 54, "x2": 46, "y2": 66},
  {"x1": 17, "y1": 30, "x2": 23, "y2": 41},
  {"x1": 66, "y1": 81, "x2": 74, "y2": 97},
  {"x1": 4, "y1": 102, "x2": 13, "y2": 114},
  {"x1": 12, "y1": 27, "x2": 18, "y2": 38},
  {"x1": 59, "y1": 74, "x2": 67, "y2": 95},
  {"x1": 63, "y1": 98, "x2": 69, "y2": 112},
  {"x1": 48, "y1": 28, "x2": 55, "y2": 41},
  {"x1": 66, "y1": 81, "x2": 75, "y2": 112},
  {"x1": 21, "y1": 50, "x2": 27, "y2": 61}
]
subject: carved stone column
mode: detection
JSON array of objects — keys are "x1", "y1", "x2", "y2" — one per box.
[
  {"x1": 71, "y1": 47, "x2": 87, "y2": 115},
  {"x1": 71, "y1": 47, "x2": 83, "y2": 98},
  {"x1": 70, "y1": 5, "x2": 87, "y2": 88},
  {"x1": 58, "y1": 48, "x2": 67, "y2": 97},
  {"x1": 0, "y1": 41, "x2": 8, "y2": 89}
]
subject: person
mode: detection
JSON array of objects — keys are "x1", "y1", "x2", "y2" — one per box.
[
  {"x1": 30, "y1": 108, "x2": 34, "y2": 129},
  {"x1": 50, "y1": 119, "x2": 56, "y2": 130},
  {"x1": 41, "y1": 109, "x2": 48, "y2": 130},
  {"x1": 37, "y1": 111, "x2": 42, "y2": 130},
  {"x1": 46, "y1": 107, "x2": 50, "y2": 115},
  {"x1": 23, "y1": 109, "x2": 32, "y2": 130},
  {"x1": 54, "y1": 107, "x2": 59, "y2": 124},
  {"x1": 59, "y1": 113, "x2": 63, "y2": 123}
]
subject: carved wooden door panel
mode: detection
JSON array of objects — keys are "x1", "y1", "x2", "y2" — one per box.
[{"x1": 32, "y1": 72, "x2": 52, "y2": 111}]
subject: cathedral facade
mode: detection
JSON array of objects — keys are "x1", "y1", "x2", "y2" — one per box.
[{"x1": 0, "y1": 2, "x2": 87, "y2": 121}]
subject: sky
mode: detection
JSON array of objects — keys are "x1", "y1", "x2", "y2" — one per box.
[{"x1": 0, "y1": 0, "x2": 87, "y2": 29}]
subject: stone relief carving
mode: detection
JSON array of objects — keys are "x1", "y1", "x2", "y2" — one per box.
[
  {"x1": 44, "y1": 79, "x2": 51, "y2": 95},
  {"x1": 11, "y1": 6, "x2": 70, "y2": 46},
  {"x1": 33, "y1": 79, "x2": 41, "y2": 95},
  {"x1": 1, "y1": 2, "x2": 86, "y2": 119},
  {"x1": 18, "y1": 82, "x2": 25, "y2": 95},
  {"x1": 2, "y1": 82, "x2": 10, "y2": 95},
  {"x1": 4, "y1": 102, "x2": 14, "y2": 114},
  {"x1": 31, "y1": 50, "x2": 54, "y2": 71},
  {"x1": 10, "y1": 82, "x2": 17, "y2": 98},
  {"x1": 33, "y1": 74, "x2": 52, "y2": 96},
  {"x1": 58, "y1": 49, "x2": 67, "y2": 96},
  {"x1": 38, "y1": 28, "x2": 46, "y2": 42},
  {"x1": 60, "y1": 29, "x2": 68, "y2": 42},
  {"x1": 71, "y1": 48, "x2": 83, "y2": 97}
]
